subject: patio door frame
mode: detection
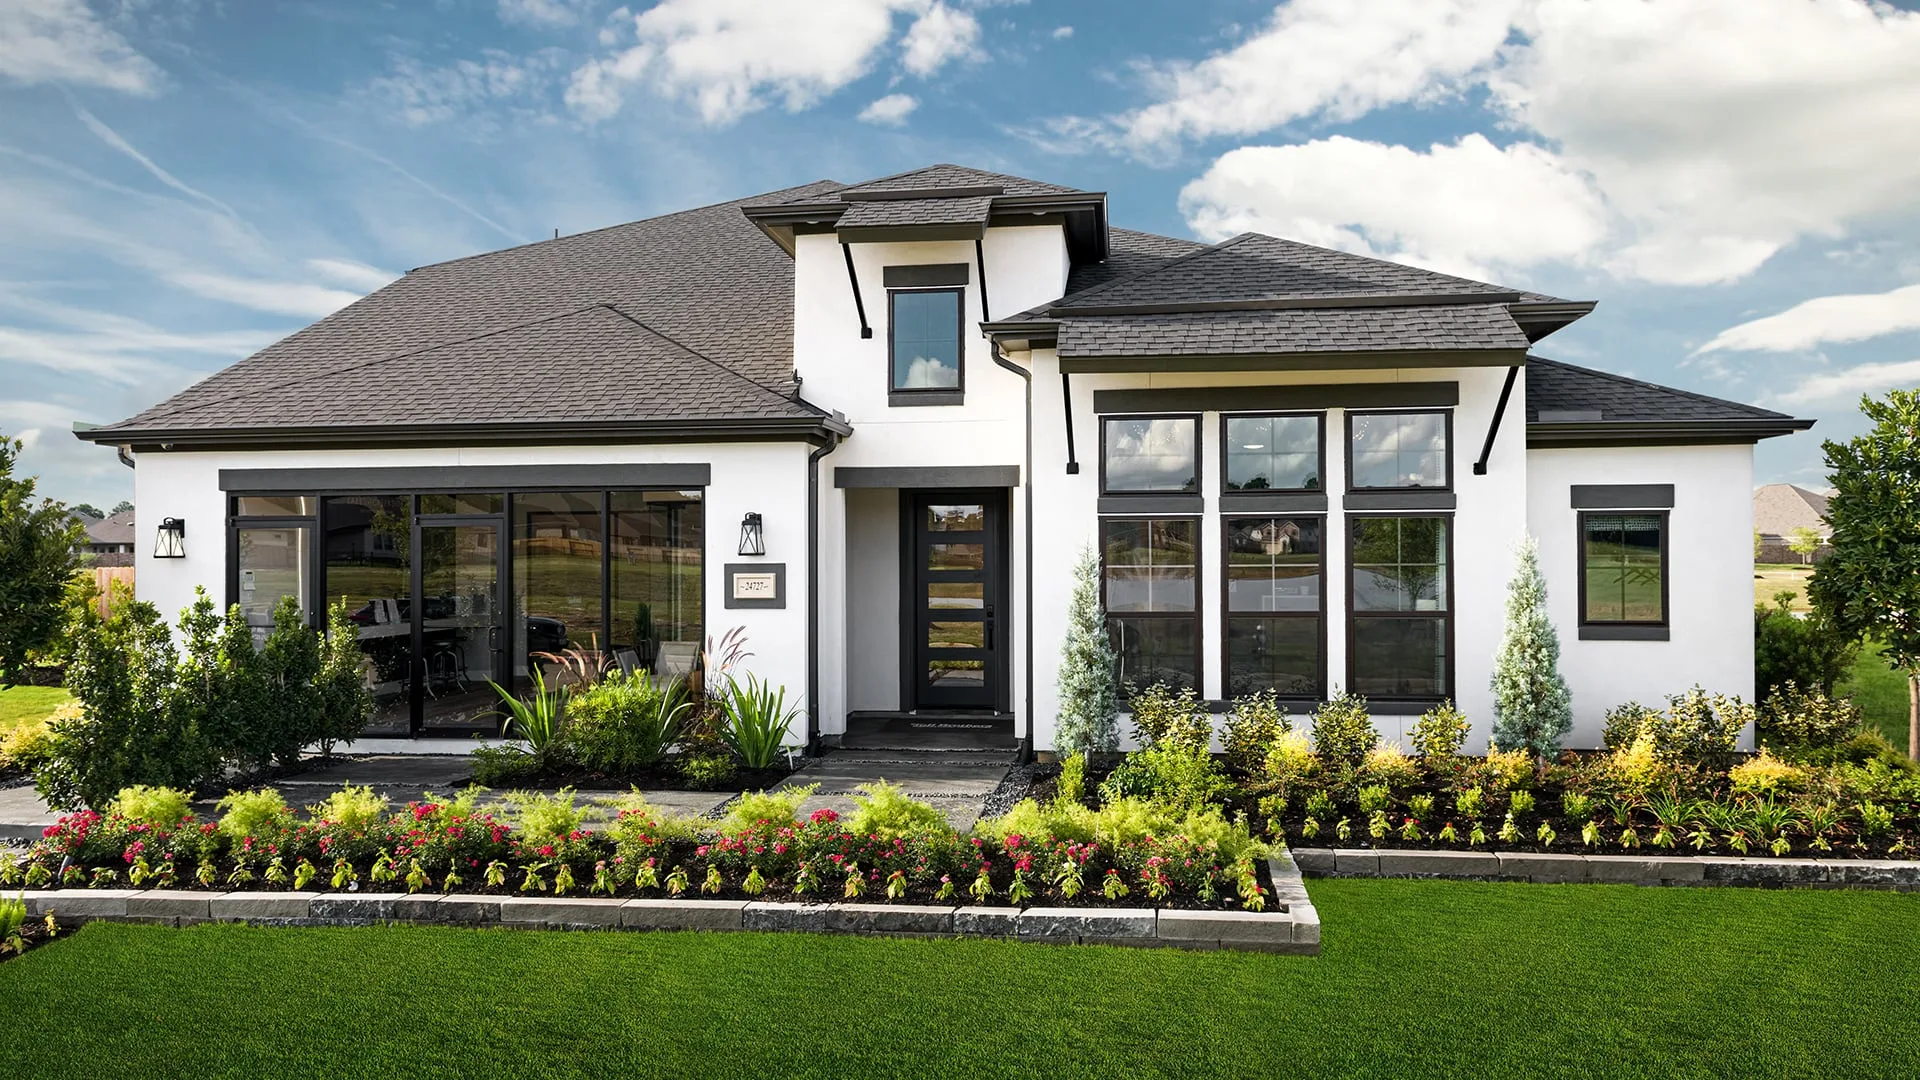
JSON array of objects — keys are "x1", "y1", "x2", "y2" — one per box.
[
  {"x1": 899, "y1": 488, "x2": 1010, "y2": 713},
  {"x1": 409, "y1": 511, "x2": 509, "y2": 737}
]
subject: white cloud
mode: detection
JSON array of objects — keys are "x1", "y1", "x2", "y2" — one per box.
[
  {"x1": 498, "y1": 0, "x2": 593, "y2": 27},
  {"x1": 858, "y1": 92, "x2": 918, "y2": 126},
  {"x1": 1117, "y1": 0, "x2": 1920, "y2": 286},
  {"x1": 367, "y1": 50, "x2": 556, "y2": 128},
  {"x1": 566, "y1": 0, "x2": 965, "y2": 125},
  {"x1": 900, "y1": 2, "x2": 981, "y2": 77},
  {"x1": 1776, "y1": 358, "x2": 1920, "y2": 406},
  {"x1": 305, "y1": 258, "x2": 398, "y2": 293},
  {"x1": 1051, "y1": 26, "x2": 1073, "y2": 40},
  {"x1": 1697, "y1": 284, "x2": 1920, "y2": 355},
  {"x1": 1180, "y1": 134, "x2": 1607, "y2": 281},
  {"x1": 0, "y1": 0, "x2": 162, "y2": 94},
  {"x1": 164, "y1": 272, "x2": 363, "y2": 318},
  {"x1": 72, "y1": 102, "x2": 240, "y2": 220}
]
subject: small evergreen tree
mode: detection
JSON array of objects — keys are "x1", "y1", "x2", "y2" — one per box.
[
  {"x1": 1490, "y1": 536, "x2": 1572, "y2": 761},
  {"x1": 1055, "y1": 545, "x2": 1118, "y2": 755}
]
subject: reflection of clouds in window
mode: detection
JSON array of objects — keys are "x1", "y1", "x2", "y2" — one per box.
[
  {"x1": 901, "y1": 354, "x2": 958, "y2": 388},
  {"x1": 1351, "y1": 412, "x2": 1448, "y2": 489},
  {"x1": 1106, "y1": 418, "x2": 1197, "y2": 492},
  {"x1": 1226, "y1": 415, "x2": 1319, "y2": 490}
]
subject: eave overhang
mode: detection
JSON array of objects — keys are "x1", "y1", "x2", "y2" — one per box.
[
  {"x1": 1055, "y1": 347, "x2": 1529, "y2": 374},
  {"x1": 1526, "y1": 417, "x2": 1815, "y2": 447},
  {"x1": 1510, "y1": 300, "x2": 1597, "y2": 342},
  {"x1": 72, "y1": 414, "x2": 856, "y2": 453}
]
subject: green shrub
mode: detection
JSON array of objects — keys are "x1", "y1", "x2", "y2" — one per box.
[
  {"x1": 1262, "y1": 730, "x2": 1318, "y2": 788},
  {"x1": 308, "y1": 785, "x2": 388, "y2": 830},
  {"x1": 508, "y1": 787, "x2": 584, "y2": 842},
  {"x1": 1054, "y1": 752, "x2": 1086, "y2": 808},
  {"x1": 718, "y1": 674, "x2": 801, "y2": 770},
  {"x1": 313, "y1": 600, "x2": 373, "y2": 756},
  {"x1": 486, "y1": 668, "x2": 568, "y2": 767},
  {"x1": 470, "y1": 745, "x2": 540, "y2": 787},
  {"x1": 1754, "y1": 594, "x2": 1857, "y2": 703},
  {"x1": 1311, "y1": 693, "x2": 1376, "y2": 768},
  {"x1": 1128, "y1": 683, "x2": 1210, "y2": 752},
  {"x1": 565, "y1": 672, "x2": 687, "y2": 774},
  {"x1": 1222, "y1": 690, "x2": 1289, "y2": 774},
  {"x1": 1410, "y1": 701, "x2": 1469, "y2": 760},
  {"x1": 1096, "y1": 743, "x2": 1231, "y2": 810},
  {"x1": 109, "y1": 785, "x2": 195, "y2": 829},
  {"x1": 678, "y1": 752, "x2": 737, "y2": 790},
  {"x1": 847, "y1": 781, "x2": 947, "y2": 840},
  {"x1": 1650, "y1": 688, "x2": 1751, "y2": 766},
  {"x1": 215, "y1": 789, "x2": 293, "y2": 841},
  {"x1": 1361, "y1": 744, "x2": 1420, "y2": 789},
  {"x1": 1601, "y1": 702, "x2": 1659, "y2": 752},
  {"x1": 719, "y1": 785, "x2": 817, "y2": 834},
  {"x1": 0, "y1": 709, "x2": 62, "y2": 774},
  {"x1": 1757, "y1": 681, "x2": 1861, "y2": 756}
]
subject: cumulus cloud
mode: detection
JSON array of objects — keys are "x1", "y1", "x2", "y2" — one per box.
[
  {"x1": 1051, "y1": 26, "x2": 1073, "y2": 40},
  {"x1": 1696, "y1": 284, "x2": 1920, "y2": 355},
  {"x1": 0, "y1": 0, "x2": 162, "y2": 94},
  {"x1": 858, "y1": 92, "x2": 919, "y2": 126},
  {"x1": 1775, "y1": 358, "x2": 1920, "y2": 406},
  {"x1": 1101, "y1": 0, "x2": 1920, "y2": 286},
  {"x1": 899, "y1": 2, "x2": 981, "y2": 76},
  {"x1": 367, "y1": 50, "x2": 560, "y2": 128},
  {"x1": 497, "y1": 0, "x2": 594, "y2": 27}
]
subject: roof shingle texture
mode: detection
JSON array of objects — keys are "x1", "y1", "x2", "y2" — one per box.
[
  {"x1": 835, "y1": 196, "x2": 993, "y2": 228},
  {"x1": 93, "y1": 180, "x2": 843, "y2": 436},
  {"x1": 825, "y1": 163, "x2": 1087, "y2": 199},
  {"x1": 1526, "y1": 356, "x2": 1801, "y2": 425},
  {"x1": 1057, "y1": 304, "x2": 1532, "y2": 358},
  {"x1": 1753, "y1": 484, "x2": 1831, "y2": 537}
]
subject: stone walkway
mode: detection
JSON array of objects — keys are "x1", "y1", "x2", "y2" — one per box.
[{"x1": 773, "y1": 749, "x2": 1017, "y2": 832}]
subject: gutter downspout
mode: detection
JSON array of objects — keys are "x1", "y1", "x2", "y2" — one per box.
[
  {"x1": 806, "y1": 427, "x2": 844, "y2": 756},
  {"x1": 989, "y1": 340, "x2": 1035, "y2": 764}
]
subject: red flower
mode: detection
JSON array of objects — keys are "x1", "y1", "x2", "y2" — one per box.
[{"x1": 538, "y1": 845, "x2": 555, "y2": 857}]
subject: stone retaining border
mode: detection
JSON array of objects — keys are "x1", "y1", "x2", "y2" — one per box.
[
  {"x1": 13, "y1": 857, "x2": 1321, "y2": 954},
  {"x1": 1290, "y1": 847, "x2": 1920, "y2": 890}
]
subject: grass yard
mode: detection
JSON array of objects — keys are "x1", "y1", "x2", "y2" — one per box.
[
  {"x1": 0, "y1": 686, "x2": 69, "y2": 735},
  {"x1": 1840, "y1": 640, "x2": 1912, "y2": 747},
  {"x1": 1754, "y1": 562, "x2": 1813, "y2": 611},
  {"x1": 3, "y1": 880, "x2": 1918, "y2": 1080}
]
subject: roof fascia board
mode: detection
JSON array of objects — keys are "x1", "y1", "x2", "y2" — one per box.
[
  {"x1": 77, "y1": 415, "x2": 855, "y2": 451},
  {"x1": 1526, "y1": 418, "x2": 1815, "y2": 447},
  {"x1": 1051, "y1": 292, "x2": 1524, "y2": 317},
  {"x1": 1057, "y1": 348, "x2": 1527, "y2": 374},
  {"x1": 837, "y1": 223, "x2": 985, "y2": 244}
]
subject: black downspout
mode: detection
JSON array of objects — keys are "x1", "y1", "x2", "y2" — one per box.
[
  {"x1": 1061, "y1": 371, "x2": 1080, "y2": 474},
  {"x1": 1473, "y1": 364, "x2": 1522, "y2": 475},
  {"x1": 840, "y1": 243, "x2": 873, "y2": 339},
  {"x1": 989, "y1": 340, "x2": 1035, "y2": 764},
  {"x1": 973, "y1": 237, "x2": 990, "y2": 323},
  {"x1": 806, "y1": 431, "x2": 843, "y2": 755}
]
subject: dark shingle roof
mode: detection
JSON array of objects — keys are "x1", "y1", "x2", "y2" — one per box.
[
  {"x1": 1064, "y1": 228, "x2": 1208, "y2": 296},
  {"x1": 827, "y1": 163, "x2": 1087, "y2": 199},
  {"x1": 87, "y1": 180, "x2": 842, "y2": 439},
  {"x1": 1056, "y1": 304, "x2": 1532, "y2": 359},
  {"x1": 1526, "y1": 356, "x2": 1812, "y2": 443},
  {"x1": 835, "y1": 196, "x2": 994, "y2": 229},
  {"x1": 84, "y1": 510, "x2": 135, "y2": 544}
]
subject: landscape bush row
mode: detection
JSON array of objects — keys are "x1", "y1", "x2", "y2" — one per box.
[{"x1": 0, "y1": 771, "x2": 1273, "y2": 911}]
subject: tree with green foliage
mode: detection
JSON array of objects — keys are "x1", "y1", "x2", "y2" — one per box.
[
  {"x1": 70, "y1": 503, "x2": 104, "y2": 520},
  {"x1": 1788, "y1": 526, "x2": 1824, "y2": 566},
  {"x1": 1055, "y1": 545, "x2": 1118, "y2": 756},
  {"x1": 1809, "y1": 388, "x2": 1920, "y2": 760},
  {"x1": 1490, "y1": 536, "x2": 1572, "y2": 761},
  {"x1": 0, "y1": 435, "x2": 84, "y2": 687},
  {"x1": 1754, "y1": 592, "x2": 1856, "y2": 704},
  {"x1": 109, "y1": 500, "x2": 132, "y2": 515}
]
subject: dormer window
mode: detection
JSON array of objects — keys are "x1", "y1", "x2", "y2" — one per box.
[{"x1": 885, "y1": 264, "x2": 968, "y2": 406}]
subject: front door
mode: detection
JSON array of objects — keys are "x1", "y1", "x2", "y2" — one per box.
[{"x1": 905, "y1": 490, "x2": 1007, "y2": 711}]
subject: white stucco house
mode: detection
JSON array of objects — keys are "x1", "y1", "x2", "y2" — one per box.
[{"x1": 74, "y1": 164, "x2": 1812, "y2": 754}]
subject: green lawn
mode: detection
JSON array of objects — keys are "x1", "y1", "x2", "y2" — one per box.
[
  {"x1": 3, "y1": 880, "x2": 1918, "y2": 1079},
  {"x1": 0, "y1": 685, "x2": 69, "y2": 735},
  {"x1": 1841, "y1": 640, "x2": 1912, "y2": 747},
  {"x1": 1754, "y1": 563, "x2": 1813, "y2": 611}
]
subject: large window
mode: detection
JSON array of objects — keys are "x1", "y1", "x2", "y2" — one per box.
[
  {"x1": 611, "y1": 491, "x2": 705, "y2": 677},
  {"x1": 513, "y1": 492, "x2": 605, "y2": 669},
  {"x1": 1101, "y1": 517, "x2": 1199, "y2": 693},
  {"x1": 1224, "y1": 415, "x2": 1321, "y2": 491},
  {"x1": 1349, "y1": 515, "x2": 1450, "y2": 699},
  {"x1": 1102, "y1": 416, "x2": 1199, "y2": 494},
  {"x1": 889, "y1": 288, "x2": 963, "y2": 392},
  {"x1": 1225, "y1": 517, "x2": 1323, "y2": 698},
  {"x1": 1348, "y1": 410, "x2": 1450, "y2": 490},
  {"x1": 322, "y1": 495, "x2": 414, "y2": 734},
  {"x1": 1580, "y1": 512, "x2": 1667, "y2": 626}
]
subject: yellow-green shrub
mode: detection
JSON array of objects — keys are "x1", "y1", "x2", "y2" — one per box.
[
  {"x1": 109, "y1": 785, "x2": 195, "y2": 829},
  {"x1": 1730, "y1": 750, "x2": 1803, "y2": 795},
  {"x1": 1484, "y1": 747, "x2": 1535, "y2": 791},
  {"x1": 1605, "y1": 730, "x2": 1666, "y2": 795},
  {"x1": 1362, "y1": 743, "x2": 1420, "y2": 789},
  {"x1": 847, "y1": 781, "x2": 948, "y2": 840},
  {"x1": 1263, "y1": 730, "x2": 1317, "y2": 786},
  {"x1": 308, "y1": 785, "x2": 389, "y2": 830},
  {"x1": 720, "y1": 784, "x2": 817, "y2": 833}
]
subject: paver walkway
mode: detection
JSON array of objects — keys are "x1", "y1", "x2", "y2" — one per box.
[{"x1": 772, "y1": 749, "x2": 1016, "y2": 832}]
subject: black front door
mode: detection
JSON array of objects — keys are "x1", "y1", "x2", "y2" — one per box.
[{"x1": 904, "y1": 490, "x2": 1007, "y2": 711}]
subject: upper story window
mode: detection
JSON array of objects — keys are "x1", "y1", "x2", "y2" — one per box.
[
  {"x1": 1224, "y1": 414, "x2": 1321, "y2": 491},
  {"x1": 1102, "y1": 416, "x2": 1199, "y2": 494},
  {"x1": 889, "y1": 288, "x2": 963, "y2": 394},
  {"x1": 1348, "y1": 410, "x2": 1450, "y2": 490}
]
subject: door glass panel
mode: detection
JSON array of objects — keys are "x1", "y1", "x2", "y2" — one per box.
[
  {"x1": 610, "y1": 491, "x2": 704, "y2": 679},
  {"x1": 928, "y1": 543, "x2": 983, "y2": 571},
  {"x1": 928, "y1": 621, "x2": 984, "y2": 649},
  {"x1": 323, "y1": 495, "x2": 413, "y2": 736},
  {"x1": 513, "y1": 492, "x2": 604, "y2": 684},
  {"x1": 420, "y1": 524, "x2": 501, "y2": 730},
  {"x1": 419, "y1": 493, "x2": 504, "y2": 515},
  {"x1": 236, "y1": 526, "x2": 310, "y2": 646},
  {"x1": 928, "y1": 659, "x2": 984, "y2": 687},
  {"x1": 928, "y1": 581, "x2": 983, "y2": 609},
  {"x1": 927, "y1": 504, "x2": 984, "y2": 531}
]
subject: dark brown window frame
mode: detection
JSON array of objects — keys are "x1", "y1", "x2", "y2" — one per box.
[
  {"x1": 1099, "y1": 514, "x2": 1203, "y2": 698},
  {"x1": 1221, "y1": 514, "x2": 1327, "y2": 701},
  {"x1": 1576, "y1": 508, "x2": 1671, "y2": 641},
  {"x1": 886, "y1": 285, "x2": 966, "y2": 405},
  {"x1": 1345, "y1": 408, "x2": 1454, "y2": 494},
  {"x1": 1344, "y1": 511, "x2": 1456, "y2": 704},
  {"x1": 1220, "y1": 411, "x2": 1325, "y2": 494},
  {"x1": 1098, "y1": 413, "x2": 1203, "y2": 497}
]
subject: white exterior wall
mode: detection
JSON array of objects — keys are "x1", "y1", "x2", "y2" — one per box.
[
  {"x1": 1025, "y1": 357, "x2": 1529, "y2": 752},
  {"x1": 795, "y1": 225, "x2": 1067, "y2": 738},
  {"x1": 130, "y1": 441, "x2": 814, "y2": 711},
  {"x1": 1527, "y1": 443, "x2": 1757, "y2": 748}
]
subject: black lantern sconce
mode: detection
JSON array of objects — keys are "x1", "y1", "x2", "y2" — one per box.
[
  {"x1": 737, "y1": 512, "x2": 765, "y2": 557},
  {"x1": 154, "y1": 517, "x2": 186, "y2": 559}
]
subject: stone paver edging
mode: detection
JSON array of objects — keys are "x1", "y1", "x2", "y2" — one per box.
[
  {"x1": 14, "y1": 855, "x2": 1321, "y2": 953},
  {"x1": 1291, "y1": 847, "x2": 1920, "y2": 889}
]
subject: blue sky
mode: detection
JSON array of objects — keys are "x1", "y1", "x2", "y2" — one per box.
[{"x1": 4, "y1": 0, "x2": 1919, "y2": 509}]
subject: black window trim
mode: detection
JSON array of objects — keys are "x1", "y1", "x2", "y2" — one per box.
[
  {"x1": 1222, "y1": 513, "x2": 1327, "y2": 703},
  {"x1": 1099, "y1": 514, "x2": 1204, "y2": 700},
  {"x1": 1344, "y1": 510, "x2": 1456, "y2": 705},
  {"x1": 1344, "y1": 407, "x2": 1454, "y2": 494},
  {"x1": 1098, "y1": 412, "x2": 1203, "y2": 498},
  {"x1": 886, "y1": 285, "x2": 966, "y2": 404},
  {"x1": 1220, "y1": 410, "x2": 1326, "y2": 495},
  {"x1": 1576, "y1": 508, "x2": 1671, "y2": 641}
]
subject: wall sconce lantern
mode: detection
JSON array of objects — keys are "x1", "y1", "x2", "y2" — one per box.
[
  {"x1": 154, "y1": 517, "x2": 186, "y2": 559},
  {"x1": 737, "y1": 512, "x2": 765, "y2": 557}
]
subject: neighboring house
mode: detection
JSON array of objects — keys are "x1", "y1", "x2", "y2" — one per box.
[
  {"x1": 1753, "y1": 483, "x2": 1832, "y2": 563},
  {"x1": 74, "y1": 509, "x2": 137, "y2": 568},
  {"x1": 74, "y1": 164, "x2": 1812, "y2": 750}
]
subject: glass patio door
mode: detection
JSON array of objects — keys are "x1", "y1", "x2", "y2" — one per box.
[{"x1": 415, "y1": 517, "x2": 507, "y2": 734}]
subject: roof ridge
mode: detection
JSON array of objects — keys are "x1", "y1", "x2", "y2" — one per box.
[
  {"x1": 598, "y1": 305, "x2": 821, "y2": 414},
  {"x1": 1246, "y1": 233, "x2": 1521, "y2": 295},
  {"x1": 1049, "y1": 233, "x2": 1258, "y2": 309},
  {"x1": 1527, "y1": 355, "x2": 1798, "y2": 422}
]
